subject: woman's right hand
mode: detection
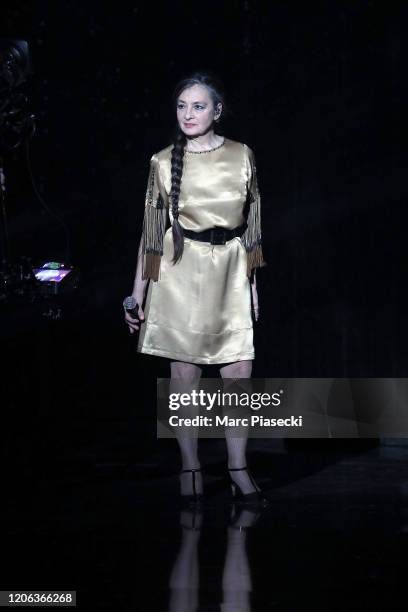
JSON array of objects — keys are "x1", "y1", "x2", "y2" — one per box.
[{"x1": 124, "y1": 303, "x2": 145, "y2": 334}]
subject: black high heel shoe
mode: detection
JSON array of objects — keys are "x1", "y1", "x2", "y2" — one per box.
[
  {"x1": 180, "y1": 468, "x2": 203, "y2": 506},
  {"x1": 228, "y1": 466, "x2": 269, "y2": 506}
]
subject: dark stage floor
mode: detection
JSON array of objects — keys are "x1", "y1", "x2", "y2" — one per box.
[
  {"x1": 3, "y1": 433, "x2": 408, "y2": 610},
  {"x1": 2, "y1": 286, "x2": 407, "y2": 610}
]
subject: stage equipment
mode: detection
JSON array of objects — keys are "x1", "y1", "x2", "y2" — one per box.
[
  {"x1": 0, "y1": 39, "x2": 74, "y2": 305},
  {"x1": 32, "y1": 261, "x2": 79, "y2": 296}
]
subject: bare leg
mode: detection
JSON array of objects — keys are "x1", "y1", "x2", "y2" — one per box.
[
  {"x1": 170, "y1": 361, "x2": 203, "y2": 495},
  {"x1": 220, "y1": 360, "x2": 260, "y2": 495}
]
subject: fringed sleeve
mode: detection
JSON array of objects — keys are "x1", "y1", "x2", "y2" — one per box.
[
  {"x1": 141, "y1": 154, "x2": 169, "y2": 281},
  {"x1": 241, "y1": 146, "x2": 266, "y2": 277}
]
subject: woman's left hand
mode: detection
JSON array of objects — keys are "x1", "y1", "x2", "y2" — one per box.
[{"x1": 251, "y1": 272, "x2": 259, "y2": 322}]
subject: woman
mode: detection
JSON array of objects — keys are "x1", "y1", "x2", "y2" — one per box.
[{"x1": 125, "y1": 73, "x2": 267, "y2": 506}]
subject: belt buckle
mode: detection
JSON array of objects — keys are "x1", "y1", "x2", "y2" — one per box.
[{"x1": 210, "y1": 228, "x2": 226, "y2": 245}]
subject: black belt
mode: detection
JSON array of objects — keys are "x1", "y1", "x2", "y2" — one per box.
[{"x1": 182, "y1": 223, "x2": 247, "y2": 245}]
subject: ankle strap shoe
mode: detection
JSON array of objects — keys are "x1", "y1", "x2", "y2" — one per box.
[
  {"x1": 180, "y1": 468, "x2": 204, "y2": 506},
  {"x1": 228, "y1": 466, "x2": 269, "y2": 507}
]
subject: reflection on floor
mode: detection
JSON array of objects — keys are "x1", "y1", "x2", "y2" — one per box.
[
  {"x1": 2, "y1": 293, "x2": 407, "y2": 609},
  {"x1": 3, "y1": 433, "x2": 408, "y2": 610}
]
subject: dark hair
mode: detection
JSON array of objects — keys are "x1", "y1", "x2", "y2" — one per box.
[{"x1": 170, "y1": 72, "x2": 227, "y2": 264}]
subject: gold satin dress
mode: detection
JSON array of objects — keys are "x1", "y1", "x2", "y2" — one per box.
[{"x1": 137, "y1": 137, "x2": 265, "y2": 365}]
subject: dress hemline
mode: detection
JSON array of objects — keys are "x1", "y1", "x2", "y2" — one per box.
[{"x1": 137, "y1": 346, "x2": 255, "y2": 365}]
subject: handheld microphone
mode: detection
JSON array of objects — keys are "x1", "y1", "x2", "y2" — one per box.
[{"x1": 123, "y1": 296, "x2": 139, "y2": 318}]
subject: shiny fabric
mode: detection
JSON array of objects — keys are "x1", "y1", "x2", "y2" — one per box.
[{"x1": 137, "y1": 137, "x2": 264, "y2": 364}]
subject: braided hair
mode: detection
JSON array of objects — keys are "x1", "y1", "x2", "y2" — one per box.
[
  {"x1": 170, "y1": 130, "x2": 187, "y2": 263},
  {"x1": 170, "y1": 72, "x2": 227, "y2": 264}
]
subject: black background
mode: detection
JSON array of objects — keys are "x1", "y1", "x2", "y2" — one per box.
[
  {"x1": 0, "y1": 3, "x2": 407, "y2": 607},
  {"x1": 1, "y1": 1, "x2": 406, "y2": 384}
]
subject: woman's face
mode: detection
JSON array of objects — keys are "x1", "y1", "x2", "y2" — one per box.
[{"x1": 176, "y1": 84, "x2": 221, "y2": 137}]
